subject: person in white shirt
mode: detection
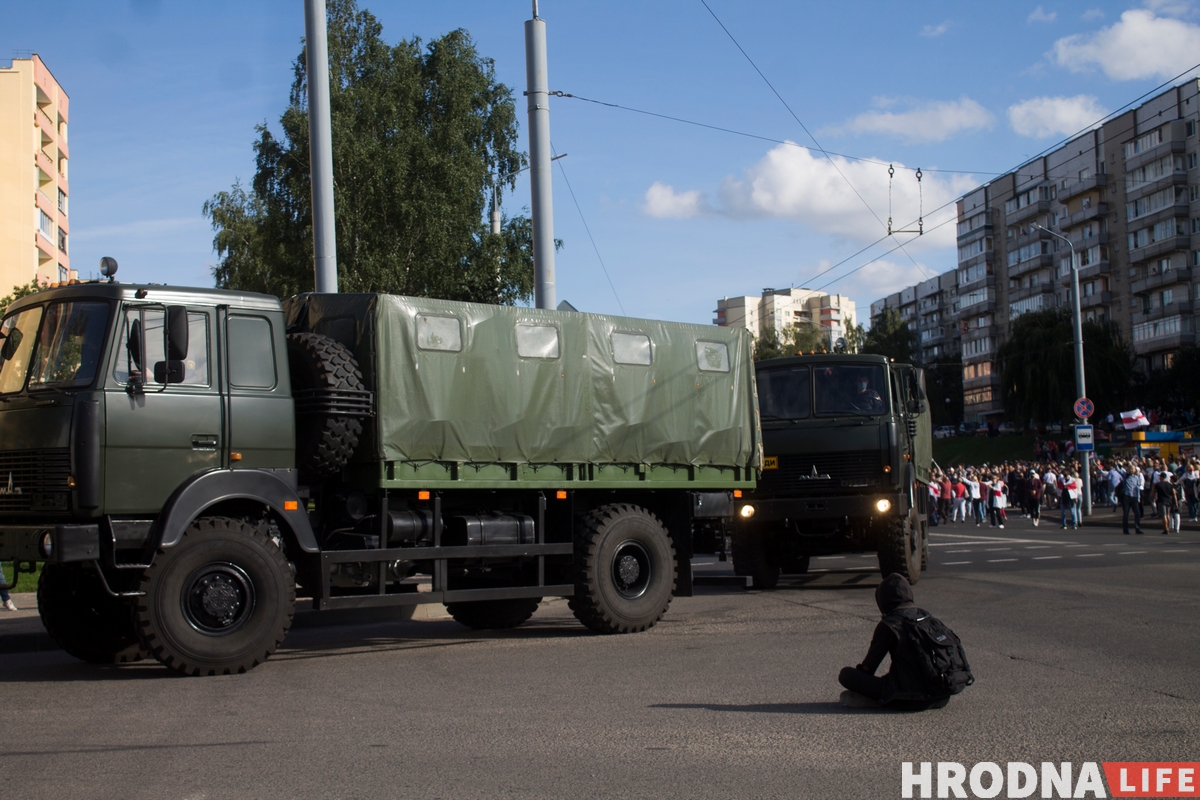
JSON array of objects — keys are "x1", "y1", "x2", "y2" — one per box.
[
  {"x1": 965, "y1": 474, "x2": 982, "y2": 526},
  {"x1": 1042, "y1": 469, "x2": 1058, "y2": 509},
  {"x1": 1108, "y1": 466, "x2": 1123, "y2": 509}
]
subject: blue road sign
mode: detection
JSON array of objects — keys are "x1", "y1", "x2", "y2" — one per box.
[
  {"x1": 1075, "y1": 424, "x2": 1095, "y2": 452},
  {"x1": 1074, "y1": 397, "x2": 1094, "y2": 419}
]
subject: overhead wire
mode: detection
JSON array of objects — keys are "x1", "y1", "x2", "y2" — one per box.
[{"x1": 551, "y1": 143, "x2": 626, "y2": 315}]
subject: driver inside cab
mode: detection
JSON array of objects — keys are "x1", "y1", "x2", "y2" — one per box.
[{"x1": 851, "y1": 374, "x2": 884, "y2": 413}]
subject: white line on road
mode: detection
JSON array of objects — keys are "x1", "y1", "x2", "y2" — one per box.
[
  {"x1": 1064, "y1": 544, "x2": 1090, "y2": 548},
  {"x1": 1033, "y1": 556, "x2": 1063, "y2": 560},
  {"x1": 987, "y1": 558, "x2": 1018, "y2": 563},
  {"x1": 692, "y1": 562, "x2": 714, "y2": 566},
  {"x1": 1077, "y1": 553, "x2": 1104, "y2": 557},
  {"x1": 929, "y1": 533, "x2": 1071, "y2": 545},
  {"x1": 814, "y1": 556, "x2": 845, "y2": 560},
  {"x1": 1118, "y1": 551, "x2": 1146, "y2": 555},
  {"x1": 945, "y1": 549, "x2": 973, "y2": 553},
  {"x1": 1162, "y1": 549, "x2": 1188, "y2": 553},
  {"x1": 943, "y1": 561, "x2": 971, "y2": 565},
  {"x1": 984, "y1": 547, "x2": 1012, "y2": 551},
  {"x1": 1024, "y1": 546, "x2": 1051, "y2": 549}
]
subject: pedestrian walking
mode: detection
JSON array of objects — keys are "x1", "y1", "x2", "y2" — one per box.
[
  {"x1": 1060, "y1": 472, "x2": 1081, "y2": 529},
  {"x1": 1026, "y1": 469, "x2": 1043, "y2": 527},
  {"x1": 965, "y1": 472, "x2": 983, "y2": 526},
  {"x1": 1184, "y1": 463, "x2": 1199, "y2": 522},
  {"x1": 0, "y1": 561, "x2": 17, "y2": 611},
  {"x1": 990, "y1": 475, "x2": 1008, "y2": 529},
  {"x1": 1154, "y1": 472, "x2": 1179, "y2": 535},
  {"x1": 1121, "y1": 467, "x2": 1145, "y2": 535}
]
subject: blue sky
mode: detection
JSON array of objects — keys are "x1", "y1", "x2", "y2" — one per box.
[{"x1": 8, "y1": 1, "x2": 1200, "y2": 326}]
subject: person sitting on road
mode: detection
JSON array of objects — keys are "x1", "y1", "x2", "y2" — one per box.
[{"x1": 838, "y1": 574, "x2": 951, "y2": 711}]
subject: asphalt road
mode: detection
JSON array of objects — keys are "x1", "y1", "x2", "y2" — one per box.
[{"x1": 2, "y1": 512, "x2": 1198, "y2": 799}]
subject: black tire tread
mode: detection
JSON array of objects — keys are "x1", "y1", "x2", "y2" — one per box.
[
  {"x1": 37, "y1": 563, "x2": 144, "y2": 664},
  {"x1": 446, "y1": 598, "x2": 542, "y2": 630},
  {"x1": 878, "y1": 511, "x2": 921, "y2": 584},
  {"x1": 568, "y1": 504, "x2": 676, "y2": 634},
  {"x1": 135, "y1": 516, "x2": 295, "y2": 676},
  {"x1": 286, "y1": 333, "x2": 365, "y2": 478}
]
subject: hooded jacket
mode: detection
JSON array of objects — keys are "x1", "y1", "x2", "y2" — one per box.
[{"x1": 856, "y1": 574, "x2": 938, "y2": 702}]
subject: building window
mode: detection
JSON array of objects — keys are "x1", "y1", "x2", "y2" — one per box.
[
  {"x1": 1191, "y1": 153, "x2": 1199, "y2": 170},
  {"x1": 57, "y1": 228, "x2": 67, "y2": 254},
  {"x1": 1189, "y1": 120, "x2": 1197, "y2": 138},
  {"x1": 57, "y1": 265, "x2": 68, "y2": 283},
  {"x1": 964, "y1": 388, "x2": 994, "y2": 406},
  {"x1": 1133, "y1": 315, "x2": 1184, "y2": 342},
  {"x1": 38, "y1": 209, "x2": 53, "y2": 240},
  {"x1": 57, "y1": 189, "x2": 67, "y2": 216},
  {"x1": 1124, "y1": 128, "x2": 1164, "y2": 159}
]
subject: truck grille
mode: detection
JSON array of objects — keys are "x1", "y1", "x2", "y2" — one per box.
[
  {"x1": 758, "y1": 450, "x2": 883, "y2": 494},
  {"x1": 0, "y1": 448, "x2": 72, "y2": 514}
]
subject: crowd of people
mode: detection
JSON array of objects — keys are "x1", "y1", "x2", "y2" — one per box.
[{"x1": 928, "y1": 453, "x2": 1198, "y2": 535}]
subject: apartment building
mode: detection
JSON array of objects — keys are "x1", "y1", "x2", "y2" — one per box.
[
  {"x1": 0, "y1": 54, "x2": 71, "y2": 293},
  {"x1": 871, "y1": 79, "x2": 1200, "y2": 423},
  {"x1": 870, "y1": 271, "x2": 961, "y2": 364},
  {"x1": 714, "y1": 287, "x2": 857, "y2": 347}
]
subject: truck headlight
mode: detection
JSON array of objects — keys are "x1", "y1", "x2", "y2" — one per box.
[
  {"x1": 875, "y1": 499, "x2": 892, "y2": 514},
  {"x1": 38, "y1": 531, "x2": 53, "y2": 559},
  {"x1": 739, "y1": 504, "x2": 756, "y2": 519}
]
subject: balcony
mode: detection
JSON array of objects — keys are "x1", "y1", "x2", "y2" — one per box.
[
  {"x1": 1079, "y1": 291, "x2": 1112, "y2": 310},
  {"x1": 1132, "y1": 298, "x2": 1194, "y2": 325},
  {"x1": 920, "y1": 328, "x2": 946, "y2": 345},
  {"x1": 1126, "y1": 170, "x2": 1187, "y2": 202},
  {"x1": 956, "y1": 222, "x2": 993, "y2": 243},
  {"x1": 1006, "y1": 199, "x2": 1051, "y2": 226},
  {"x1": 1069, "y1": 230, "x2": 1109, "y2": 250},
  {"x1": 1011, "y1": 226, "x2": 1051, "y2": 249},
  {"x1": 1124, "y1": 138, "x2": 1186, "y2": 172},
  {"x1": 1131, "y1": 266, "x2": 1191, "y2": 295},
  {"x1": 1061, "y1": 202, "x2": 1107, "y2": 230},
  {"x1": 963, "y1": 372, "x2": 1000, "y2": 390},
  {"x1": 956, "y1": 273, "x2": 995, "y2": 294},
  {"x1": 1060, "y1": 260, "x2": 1111, "y2": 287},
  {"x1": 1129, "y1": 235, "x2": 1191, "y2": 263},
  {"x1": 35, "y1": 149, "x2": 54, "y2": 178},
  {"x1": 1058, "y1": 173, "x2": 1109, "y2": 202},
  {"x1": 1133, "y1": 328, "x2": 1194, "y2": 355},
  {"x1": 1007, "y1": 253, "x2": 1054, "y2": 276},
  {"x1": 1126, "y1": 203, "x2": 1188, "y2": 233},
  {"x1": 957, "y1": 249, "x2": 994, "y2": 269}
]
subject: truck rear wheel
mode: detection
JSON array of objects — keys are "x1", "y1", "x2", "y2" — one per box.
[
  {"x1": 569, "y1": 504, "x2": 676, "y2": 634},
  {"x1": 135, "y1": 517, "x2": 295, "y2": 676},
  {"x1": 286, "y1": 332, "x2": 365, "y2": 478},
  {"x1": 731, "y1": 525, "x2": 780, "y2": 590},
  {"x1": 37, "y1": 563, "x2": 144, "y2": 664},
  {"x1": 446, "y1": 598, "x2": 541, "y2": 630},
  {"x1": 878, "y1": 509, "x2": 922, "y2": 584}
]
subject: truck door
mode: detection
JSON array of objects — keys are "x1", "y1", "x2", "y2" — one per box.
[
  {"x1": 220, "y1": 309, "x2": 294, "y2": 470},
  {"x1": 105, "y1": 305, "x2": 221, "y2": 514}
]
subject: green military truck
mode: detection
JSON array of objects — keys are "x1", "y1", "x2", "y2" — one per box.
[
  {"x1": 730, "y1": 353, "x2": 932, "y2": 589},
  {"x1": 0, "y1": 278, "x2": 758, "y2": 675}
]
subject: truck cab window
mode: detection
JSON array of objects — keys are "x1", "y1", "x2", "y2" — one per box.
[
  {"x1": 228, "y1": 315, "x2": 276, "y2": 389},
  {"x1": 0, "y1": 306, "x2": 44, "y2": 394},
  {"x1": 756, "y1": 365, "x2": 810, "y2": 420},
  {"x1": 24, "y1": 301, "x2": 110, "y2": 392},
  {"x1": 814, "y1": 364, "x2": 888, "y2": 416}
]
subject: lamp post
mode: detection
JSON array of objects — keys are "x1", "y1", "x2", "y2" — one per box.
[{"x1": 1032, "y1": 223, "x2": 1090, "y2": 516}]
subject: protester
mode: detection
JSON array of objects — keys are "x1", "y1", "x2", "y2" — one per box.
[
  {"x1": 989, "y1": 474, "x2": 1007, "y2": 529},
  {"x1": 0, "y1": 562, "x2": 16, "y2": 612},
  {"x1": 1060, "y1": 472, "x2": 1081, "y2": 530},
  {"x1": 1026, "y1": 468, "x2": 1043, "y2": 527},
  {"x1": 1154, "y1": 472, "x2": 1179, "y2": 535},
  {"x1": 1121, "y1": 466, "x2": 1145, "y2": 535},
  {"x1": 838, "y1": 574, "x2": 966, "y2": 711},
  {"x1": 1184, "y1": 463, "x2": 1200, "y2": 522},
  {"x1": 951, "y1": 475, "x2": 968, "y2": 523}
]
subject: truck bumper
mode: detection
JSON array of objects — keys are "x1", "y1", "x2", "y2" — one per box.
[
  {"x1": 0, "y1": 524, "x2": 100, "y2": 563},
  {"x1": 737, "y1": 494, "x2": 903, "y2": 523}
]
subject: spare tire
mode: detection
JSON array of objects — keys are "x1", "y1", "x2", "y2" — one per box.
[{"x1": 286, "y1": 332, "x2": 367, "y2": 478}]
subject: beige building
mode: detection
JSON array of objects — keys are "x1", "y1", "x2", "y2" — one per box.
[
  {"x1": 0, "y1": 54, "x2": 72, "y2": 294},
  {"x1": 714, "y1": 287, "x2": 857, "y2": 347}
]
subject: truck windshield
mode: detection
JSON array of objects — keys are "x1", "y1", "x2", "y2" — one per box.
[
  {"x1": 0, "y1": 301, "x2": 110, "y2": 394},
  {"x1": 755, "y1": 365, "x2": 810, "y2": 420},
  {"x1": 813, "y1": 364, "x2": 889, "y2": 416}
]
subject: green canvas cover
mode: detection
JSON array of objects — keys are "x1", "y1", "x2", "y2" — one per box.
[{"x1": 283, "y1": 294, "x2": 758, "y2": 470}]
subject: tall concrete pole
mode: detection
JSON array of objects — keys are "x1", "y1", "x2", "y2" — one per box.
[
  {"x1": 305, "y1": 0, "x2": 338, "y2": 293},
  {"x1": 525, "y1": 1, "x2": 555, "y2": 310},
  {"x1": 1036, "y1": 223, "x2": 1090, "y2": 516}
]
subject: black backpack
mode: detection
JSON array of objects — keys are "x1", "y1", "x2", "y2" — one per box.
[{"x1": 896, "y1": 610, "x2": 975, "y2": 697}]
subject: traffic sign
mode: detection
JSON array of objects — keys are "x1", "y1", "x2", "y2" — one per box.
[
  {"x1": 1073, "y1": 397, "x2": 1094, "y2": 419},
  {"x1": 1075, "y1": 424, "x2": 1095, "y2": 452}
]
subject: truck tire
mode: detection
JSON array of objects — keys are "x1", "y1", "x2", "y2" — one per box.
[
  {"x1": 569, "y1": 504, "x2": 676, "y2": 634},
  {"x1": 286, "y1": 332, "x2": 364, "y2": 478},
  {"x1": 878, "y1": 509, "x2": 922, "y2": 584},
  {"x1": 446, "y1": 598, "x2": 541, "y2": 630},
  {"x1": 135, "y1": 516, "x2": 295, "y2": 676},
  {"x1": 780, "y1": 555, "x2": 811, "y2": 575},
  {"x1": 731, "y1": 525, "x2": 780, "y2": 590},
  {"x1": 37, "y1": 563, "x2": 144, "y2": 664}
]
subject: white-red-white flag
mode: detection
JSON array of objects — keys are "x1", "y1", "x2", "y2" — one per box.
[{"x1": 1121, "y1": 409, "x2": 1149, "y2": 429}]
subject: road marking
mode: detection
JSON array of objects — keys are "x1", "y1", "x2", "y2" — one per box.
[
  {"x1": 1077, "y1": 553, "x2": 1104, "y2": 557},
  {"x1": 987, "y1": 558, "x2": 1018, "y2": 562},
  {"x1": 1162, "y1": 549, "x2": 1188, "y2": 553},
  {"x1": 943, "y1": 561, "x2": 971, "y2": 565},
  {"x1": 984, "y1": 547, "x2": 1012, "y2": 551},
  {"x1": 1118, "y1": 551, "x2": 1146, "y2": 555},
  {"x1": 945, "y1": 549, "x2": 973, "y2": 553},
  {"x1": 814, "y1": 556, "x2": 845, "y2": 560},
  {"x1": 929, "y1": 532, "x2": 1070, "y2": 545},
  {"x1": 1033, "y1": 556, "x2": 1062, "y2": 560},
  {"x1": 692, "y1": 562, "x2": 714, "y2": 566},
  {"x1": 1024, "y1": 545, "x2": 1051, "y2": 549},
  {"x1": 1102, "y1": 543, "x2": 1127, "y2": 547},
  {"x1": 1064, "y1": 544, "x2": 1090, "y2": 548}
]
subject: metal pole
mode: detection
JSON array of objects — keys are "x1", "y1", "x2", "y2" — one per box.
[
  {"x1": 305, "y1": 0, "x2": 338, "y2": 293},
  {"x1": 1035, "y1": 223, "x2": 1089, "y2": 516},
  {"x1": 525, "y1": 1, "x2": 555, "y2": 310}
]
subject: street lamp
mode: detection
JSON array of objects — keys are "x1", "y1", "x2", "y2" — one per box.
[{"x1": 1032, "y1": 222, "x2": 1090, "y2": 516}]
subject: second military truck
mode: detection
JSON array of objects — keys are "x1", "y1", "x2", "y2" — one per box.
[
  {"x1": 0, "y1": 280, "x2": 759, "y2": 674},
  {"x1": 730, "y1": 353, "x2": 932, "y2": 588}
]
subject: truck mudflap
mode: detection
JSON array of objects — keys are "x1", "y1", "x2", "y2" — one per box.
[
  {"x1": 152, "y1": 468, "x2": 317, "y2": 552},
  {"x1": 0, "y1": 523, "x2": 101, "y2": 563}
]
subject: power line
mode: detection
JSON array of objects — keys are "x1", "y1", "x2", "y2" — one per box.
[
  {"x1": 812, "y1": 213, "x2": 958, "y2": 293},
  {"x1": 551, "y1": 143, "x2": 626, "y2": 316}
]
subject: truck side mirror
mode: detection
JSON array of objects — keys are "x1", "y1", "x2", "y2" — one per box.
[
  {"x1": 908, "y1": 399, "x2": 927, "y2": 415},
  {"x1": 153, "y1": 360, "x2": 186, "y2": 384},
  {"x1": 128, "y1": 319, "x2": 143, "y2": 371},
  {"x1": 166, "y1": 306, "x2": 189, "y2": 361}
]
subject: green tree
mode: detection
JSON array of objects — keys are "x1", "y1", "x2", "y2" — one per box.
[
  {"x1": 843, "y1": 315, "x2": 865, "y2": 354},
  {"x1": 204, "y1": 0, "x2": 534, "y2": 303},
  {"x1": 862, "y1": 309, "x2": 917, "y2": 364},
  {"x1": 0, "y1": 279, "x2": 47, "y2": 318},
  {"x1": 752, "y1": 323, "x2": 832, "y2": 361},
  {"x1": 995, "y1": 308, "x2": 1132, "y2": 427}
]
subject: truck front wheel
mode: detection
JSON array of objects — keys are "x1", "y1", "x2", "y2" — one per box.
[
  {"x1": 569, "y1": 504, "x2": 676, "y2": 634},
  {"x1": 878, "y1": 509, "x2": 922, "y2": 584},
  {"x1": 38, "y1": 563, "x2": 144, "y2": 664},
  {"x1": 135, "y1": 517, "x2": 295, "y2": 676}
]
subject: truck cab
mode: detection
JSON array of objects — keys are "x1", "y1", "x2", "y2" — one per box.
[{"x1": 732, "y1": 353, "x2": 932, "y2": 588}]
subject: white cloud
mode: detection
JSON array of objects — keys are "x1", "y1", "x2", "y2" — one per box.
[
  {"x1": 1028, "y1": 6, "x2": 1057, "y2": 23},
  {"x1": 1081, "y1": 8, "x2": 1105, "y2": 21},
  {"x1": 1052, "y1": 8, "x2": 1200, "y2": 80},
  {"x1": 1007, "y1": 95, "x2": 1109, "y2": 138},
  {"x1": 826, "y1": 97, "x2": 995, "y2": 145},
  {"x1": 844, "y1": 259, "x2": 930, "y2": 303},
  {"x1": 642, "y1": 181, "x2": 706, "y2": 218},
  {"x1": 920, "y1": 21, "x2": 951, "y2": 37}
]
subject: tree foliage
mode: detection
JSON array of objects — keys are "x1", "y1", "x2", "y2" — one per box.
[
  {"x1": 995, "y1": 308, "x2": 1132, "y2": 426},
  {"x1": 0, "y1": 280, "x2": 47, "y2": 318},
  {"x1": 204, "y1": 0, "x2": 534, "y2": 303},
  {"x1": 862, "y1": 309, "x2": 917, "y2": 364},
  {"x1": 752, "y1": 324, "x2": 833, "y2": 361}
]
